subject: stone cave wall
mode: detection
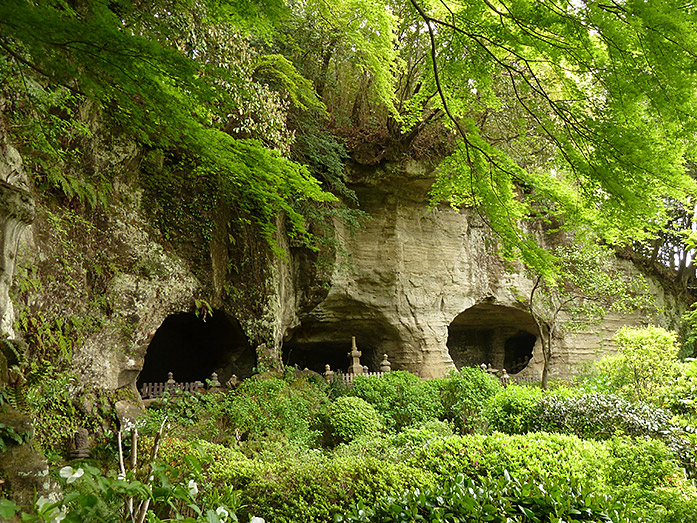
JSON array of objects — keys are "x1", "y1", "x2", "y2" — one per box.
[
  {"x1": 0, "y1": 112, "x2": 324, "y2": 396},
  {"x1": 282, "y1": 161, "x2": 686, "y2": 381},
  {"x1": 0, "y1": 123, "x2": 687, "y2": 396}
]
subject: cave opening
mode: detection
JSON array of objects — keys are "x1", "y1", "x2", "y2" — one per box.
[
  {"x1": 282, "y1": 337, "x2": 380, "y2": 375},
  {"x1": 137, "y1": 309, "x2": 254, "y2": 388},
  {"x1": 447, "y1": 303, "x2": 538, "y2": 374},
  {"x1": 503, "y1": 331, "x2": 536, "y2": 374}
]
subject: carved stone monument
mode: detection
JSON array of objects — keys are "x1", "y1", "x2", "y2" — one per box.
[
  {"x1": 380, "y1": 354, "x2": 392, "y2": 373},
  {"x1": 348, "y1": 336, "x2": 363, "y2": 375}
]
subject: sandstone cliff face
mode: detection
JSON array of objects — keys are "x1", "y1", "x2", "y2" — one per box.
[
  {"x1": 0, "y1": 129, "x2": 685, "y2": 393},
  {"x1": 283, "y1": 163, "x2": 684, "y2": 380}
]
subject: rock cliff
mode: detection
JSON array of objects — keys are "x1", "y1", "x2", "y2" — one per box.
[
  {"x1": 0, "y1": 132, "x2": 686, "y2": 396},
  {"x1": 283, "y1": 163, "x2": 683, "y2": 381}
]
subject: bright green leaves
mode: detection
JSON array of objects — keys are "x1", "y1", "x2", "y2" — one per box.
[
  {"x1": 253, "y1": 54, "x2": 327, "y2": 113},
  {"x1": 411, "y1": 0, "x2": 697, "y2": 278},
  {"x1": 1, "y1": 0, "x2": 342, "y2": 245},
  {"x1": 282, "y1": 0, "x2": 399, "y2": 122},
  {"x1": 211, "y1": 136, "x2": 337, "y2": 244}
]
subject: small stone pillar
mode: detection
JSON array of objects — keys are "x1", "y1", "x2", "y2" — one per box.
[
  {"x1": 208, "y1": 372, "x2": 221, "y2": 388},
  {"x1": 347, "y1": 337, "x2": 363, "y2": 375},
  {"x1": 166, "y1": 372, "x2": 176, "y2": 385},
  {"x1": 69, "y1": 427, "x2": 90, "y2": 460},
  {"x1": 380, "y1": 354, "x2": 392, "y2": 373},
  {"x1": 501, "y1": 369, "x2": 510, "y2": 388}
]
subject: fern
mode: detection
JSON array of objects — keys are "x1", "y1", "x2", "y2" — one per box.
[{"x1": 3, "y1": 386, "x2": 29, "y2": 414}]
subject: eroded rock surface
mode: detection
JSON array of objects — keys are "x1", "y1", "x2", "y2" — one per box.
[{"x1": 284, "y1": 167, "x2": 682, "y2": 380}]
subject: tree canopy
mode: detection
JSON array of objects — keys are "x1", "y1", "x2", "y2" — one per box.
[
  {"x1": 411, "y1": 0, "x2": 697, "y2": 278},
  {"x1": 2, "y1": 0, "x2": 697, "y2": 276}
]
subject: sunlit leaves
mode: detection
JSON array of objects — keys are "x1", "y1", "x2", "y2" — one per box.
[
  {"x1": 0, "y1": 0, "x2": 339, "y2": 243},
  {"x1": 410, "y1": 0, "x2": 697, "y2": 277}
]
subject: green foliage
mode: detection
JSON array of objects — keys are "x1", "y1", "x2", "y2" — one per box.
[
  {"x1": 484, "y1": 382, "x2": 697, "y2": 476},
  {"x1": 604, "y1": 437, "x2": 682, "y2": 492},
  {"x1": 659, "y1": 360, "x2": 697, "y2": 419},
  {"x1": 1, "y1": 0, "x2": 339, "y2": 247},
  {"x1": 326, "y1": 396, "x2": 384, "y2": 444},
  {"x1": 390, "y1": 431, "x2": 695, "y2": 523},
  {"x1": 223, "y1": 376, "x2": 327, "y2": 450},
  {"x1": 346, "y1": 371, "x2": 441, "y2": 432},
  {"x1": 406, "y1": 432, "x2": 607, "y2": 488},
  {"x1": 593, "y1": 326, "x2": 681, "y2": 403},
  {"x1": 158, "y1": 437, "x2": 431, "y2": 523},
  {"x1": 0, "y1": 422, "x2": 30, "y2": 452},
  {"x1": 2, "y1": 458, "x2": 243, "y2": 523},
  {"x1": 681, "y1": 303, "x2": 697, "y2": 358},
  {"x1": 430, "y1": 367, "x2": 502, "y2": 434},
  {"x1": 420, "y1": 0, "x2": 697, "y2": 277},
  {"x1": 523, "y1": 243, "x2": 654, "y2": 388},
  {"x1": 149, "y1": 376, "x2": 330, "y2": 451},
  {"x1": 290, "y1": 109, "x2": 356, "y2": 201},
  {"x1": 483, "y1": 385, "x2": 545, "y2": 434},
  {"x1": 603, "y1": 437, "x2": 697, "y2": 523},
  {"x1": 15, "y1": 359, "x2": 113, "y2": 457},
  {"x1": 25, "y1": 360, "x2": 80, "y2": 455},
  {"x1": 335, "y1": 471, "x2": 634, "y2": 523},
  {"x1": 240, "y1": 454, "x2": 429, "y2": 523},
  {"x1": 496, "y1": 388, "x2": 696, "y2": 476}
]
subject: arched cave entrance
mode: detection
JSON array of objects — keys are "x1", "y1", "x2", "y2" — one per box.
[
  {"x1": 282, "y1": 302, "x2": 400, "y2": 374},
  {"x1": 447, "y1": 303, "x2": 538, "y2": 374},
  {"x1": 137, "y1": 309, "x2": 254, "y2": 388}
]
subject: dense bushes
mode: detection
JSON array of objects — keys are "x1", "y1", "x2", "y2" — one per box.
[
  {"x1": 326, "y1": 396, "x2": 384, "y2": 444},
  {"x1": 593, "y1": 326, "x2": 680, "y2": 402},
  {"x1": 336, "y1": 472, "x2": 635, "y2": 523},
  {"x1": 158, "y1": 437, "x2": 433, "y2": 523},
  {"x1": 483, "y1": 384, "x2": 544, "y2": 434},
  {"x1": 404, "y1": 432, "x2": 607, "y2": 487},
  {"x1": 343, "y1": 368, "x2": 500, "y2": 434},
  {"x1": 146, "y1": 375, "x2": 329, "y2": 450},
  {"x1": 16, "y1": 326, "x2": 697, "y2": 522},
  {"x1": 345, "y1": 371, "x2": 442, "y2": 431},
  {"x1": 431, "y1": 367, "x2": 502, "y2": 433},
  {"x1": 484, "y1": 385, "x2": 696, "y2": 475}
]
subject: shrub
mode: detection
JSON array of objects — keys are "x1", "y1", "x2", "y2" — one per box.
[
  {"x1": 146, "y1": 375, "x2": 330, "y2": 451},
  {"x1": 659, "y1": 360, "x2": 697, "y2": 419},
  {"x1": 221, "y1": 376, "x2": 328, "y2": 450},
  {"x1": 326, "y1": 396, "x2": 384, "y2": 444},
  {"x1": 335, "y1": 471, "x2": 635, "y2": 523},
  {"x1": 535, "y1": 392, "x2": 696, "y2": 474},
  {"x1": 429, "y1": 367, "x2": 501, "y2": 433},
  {"x1": 169, "y1": 439, "x2": 432, "y2": 523},
  {"x1": 604, "y1": 437, "x2": 683, "y2": 491},
  {"x1": 240, "y1": 454, "x2": 432, "y2": 523},
  {"x1": 346, "y1": 371, "x2": 441, "y2": 432},
  {"x1": 594, "y1": 326, "x2": 680, "y2": 403},
  {"x1": 603, "y1": 437, "x2": 697, "y2": 523},
  {"x1": 405, "y1": 432, "x2": 608, "y2": 487},
  {"x1": 483, "y1": 385, "x2": 544, "y2": 434}
]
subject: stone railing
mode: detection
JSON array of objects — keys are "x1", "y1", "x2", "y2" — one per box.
[
  {"x1": 139, "y1": 371, "x2": 235, "y2": 399},
  {"x1": 323, "y1": 337, "x2": 392, "y2": 386},
  {"x1": 326, "y1": 370, "x2": 389, "y2": 387}
]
